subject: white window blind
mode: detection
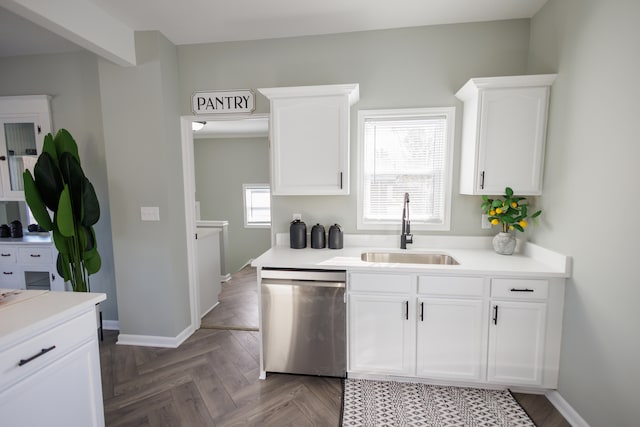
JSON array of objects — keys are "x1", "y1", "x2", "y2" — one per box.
[
  {"x1": 358, "y1": 108, "x2": 454, "y2": 230},
  {"x1": 243, "y1": 184, "x2": 271, "y2": 228}
]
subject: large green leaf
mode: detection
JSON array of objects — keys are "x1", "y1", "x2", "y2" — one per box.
[
  {"x1": 56, "y1": 252, "x2": 71, "y2": 282},
  {"x1": 52, "y1": 228, "x2": 70, "y2": 255},
  {"x1": 81, "y1": 178, "x2": 100, "y2": 226},
  {"x1": 84, "y1": 250, "x2": 101, "y2": 275},
  {"x1": 54, "y1": 129, "x2": 80, "y2": 164},
  {"x1": 22, "y1": 170, "x2": 53, "y2": 231},
  {"x1": 33, "y1": 152, "x2": 64, "y2": 211},
  {"x1": 41, "y1": 133, "x2": 59, "y2": 165},
  {"x1": 56, "y1": 185, "x2": 76, "y2": 237},
  {"x1": 59, "y1": 152, "x2": 85, "y2": 221}
]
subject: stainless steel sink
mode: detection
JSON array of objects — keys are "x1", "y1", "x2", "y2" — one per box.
[{"x1": 360, "y1": 252, "x2": 459, "y2": 265}]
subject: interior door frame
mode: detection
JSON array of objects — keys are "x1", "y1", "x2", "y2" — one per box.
[{"x1": 180, "y1": 113, "x2": 270, "y2": 332}]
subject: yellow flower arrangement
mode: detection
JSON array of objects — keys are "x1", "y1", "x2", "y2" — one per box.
[{"x1": 481, "y1": 187, "x2": 541, "y2": 233}]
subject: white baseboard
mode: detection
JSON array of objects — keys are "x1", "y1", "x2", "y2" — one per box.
[
  {"x1": 200, "y1": 301, "x2": 219, "y2": 318},
  {"x1": 546, "y1": 390, "x2": 590, "y2": 427},
  {"x1": 221, "y1": 274, "x2": 231, "y2": 282},
  {"x1": 102, "y1": 320, "x2": 120, "y2": 330},
  {"x1": 116, "y1": 324, "x2": 195, "y2": 348}
]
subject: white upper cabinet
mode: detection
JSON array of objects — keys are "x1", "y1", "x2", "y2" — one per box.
[
  {"x1": 456, "y1": 75, "x2": 556, "y2": 195},
  {"x1": 258, "y1": 84, "x2": 359, "y2": 195},
  {"x1": 0, "y1": 96, "x2": 52, "y2": 201}
]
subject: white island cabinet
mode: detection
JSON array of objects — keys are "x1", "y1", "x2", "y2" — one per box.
[
  {"x1": 0, "y1": 290, "x2": 106, "y2": 427},
  {"x1": 258, "y1": 84, "x2": 359, "y2": 195}
]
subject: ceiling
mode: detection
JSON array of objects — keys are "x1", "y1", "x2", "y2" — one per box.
[{"x1": 1, "y1": 0, "x2": 548, "y2": 58}]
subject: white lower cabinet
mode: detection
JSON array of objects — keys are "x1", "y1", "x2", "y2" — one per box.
[
  {"x1": 348, "y1": 272, "x2": 564, "y2": 389},
  {"x1": 349, "y1": 294, "x2": 414, "y2": 376},
  {"x1": 487, "y1": 300, "x2": 546, "y2": 385},
  {"x1": 416, "y1": 297, "x2": 485, "y2": 381}
]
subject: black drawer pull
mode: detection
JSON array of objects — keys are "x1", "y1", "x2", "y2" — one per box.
[
  {"x1": 420, "y1": 302, "x2": 425, "y2": 322},
  {"x1": 493, "y1": 305, "x2": 499, "y2": 325},
  {"x1": 510, "y1": 288, "x2": 534, "y2": 292},
  {"x1": 1, "y1": 253, "x2": 11, "y2": 257},
  {"x1": 404, "y1": 301, "x2": 409, "y2": 320},
  {"x1": 30, "y1": 254, "x2": 42, "y2": 258},
  {"x1": 3, "y1": 271, "x2": 13, "y2": 275},
  {"x1": 18, "y1": 345, "x2": 56, "y2": 366}
]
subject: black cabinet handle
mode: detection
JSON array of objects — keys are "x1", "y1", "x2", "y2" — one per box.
[
  {"x1": 339, "y1": 172, "x2": 343, "y2": 189},
  {"x1": 480, "y1": 171, "x2": 485, "y2": 189},
  {"x1": 3, "y1": 271, "x2": 13, "y2": 275},
  {"x1": 404, "y1": 301, "x2": 409, "y2": 320},
  {"x1": 493, "y1": 305, "x2": 499, "y2": 325},
  {"x1": 1, "y1": 253, "x2": 11, "y2": 257},
  {"x1": 18, "y1": 345, "x2": 56, "y2": 366},
  {"x1": 420, "y1": 302, "x2": 424, "y2": 322},
  {"x1": 0, "y1": 155, "x2": 6, "y2": 161},
  {"x1": 30, "y1": 254, "x2": 41, "y2": 258},
  {"x1": 510, "y1": 288, "x2": 534, "y2": 292}
]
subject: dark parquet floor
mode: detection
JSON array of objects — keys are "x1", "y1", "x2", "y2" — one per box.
[{"x1": 100, "y1": 266, "x2": 569, "y2": 426}]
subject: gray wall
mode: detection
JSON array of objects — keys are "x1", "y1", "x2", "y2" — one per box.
[
  {"x1": 529, "y1": 1, "x2": 640, "y2": 425},
  {"x1": 98, "y1": 32, "x2": 190, "y2": 337},
  {"x1": 194, "y1": 136, "x2": 271, "y2": 273},
  {"x1": 178, "y1": 20, "x2": 532, "y2": 237},
  {"x1": 0, "y1": 51, "x2": 118, "y2": 321}
]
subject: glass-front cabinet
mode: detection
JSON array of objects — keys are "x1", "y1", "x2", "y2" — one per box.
[{"x1": 0, "y1": 95, "x2": 52, "y2": 200}]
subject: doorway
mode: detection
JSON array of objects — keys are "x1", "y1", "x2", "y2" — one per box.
[{"x1": 180, "y1": 114, "x2": 270, "y2": 331}]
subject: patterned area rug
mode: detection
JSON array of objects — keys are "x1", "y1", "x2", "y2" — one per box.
[{"x1": 341, "y1": 379, "x2": 535, "y2": 427}]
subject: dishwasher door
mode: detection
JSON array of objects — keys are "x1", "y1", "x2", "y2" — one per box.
[{"x1": 261, "y1": 269, "x2": 346, "y2": 377}]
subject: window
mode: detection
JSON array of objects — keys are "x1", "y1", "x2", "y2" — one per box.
[
  {"x1": 357, "y1": 107, "x2": 455, "y2": 231},
  {"x1": 243, "y1": 184, "x2": 271, "y2": 228}
]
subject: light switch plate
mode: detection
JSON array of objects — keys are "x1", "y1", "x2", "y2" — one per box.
[
  {"x1": 141, "y1": 206, "x2": 160, "y2": 221},
  {"x1": 292, "y1": 213, "x2": 302, "y2": 221},
  {"x1": 481, "y1": 214, "x2": 491, "y2": 229}
]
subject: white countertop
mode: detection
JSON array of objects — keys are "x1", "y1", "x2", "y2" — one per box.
[
  {"x1": 252, "y1": 235, "x2": 571, "y2": 278},
  {"x1": 0, "y1": 233, "x2": 53, "y2": 245},
  {"x1": 0, "y1": 290, "x2": 106, "y2": 350}
]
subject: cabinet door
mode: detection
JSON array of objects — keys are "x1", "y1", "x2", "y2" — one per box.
[
  {"x1": 0, "y1": 95, "x2": 52, "y2": 200},
  {"x1": 416, "y1": 298, "x2": 485, "y2": 381},
  {"x1": 270, "y1": 95, "x2": 349, "y2": 195},
  {"x1": 487, "y1": 300, "x2": 546, "y2": 386},
  {"x1": 476, "y1": 87, "x2": 548, "y2": 195},
  {"x1": 348, "y1": 294, "x2": 413, "y2": 375},
  {"x1": 0, "y1": 340, "x2": 105, "y2": 427}
]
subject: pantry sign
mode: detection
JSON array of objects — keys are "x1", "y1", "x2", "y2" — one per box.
[{"x1": 192, "y1": 89, "x2": 255, "y2": 115}]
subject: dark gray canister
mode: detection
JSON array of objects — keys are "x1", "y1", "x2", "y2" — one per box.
[
  {"x1": 328, "y1": 224, "x2": 343, "y2": 249},
  {"x1": 289, "y1": 219, "x2": 307, "y2": 249},
  {"x1": 310, "y1": 224, "x2": 326, "y2": 249}
]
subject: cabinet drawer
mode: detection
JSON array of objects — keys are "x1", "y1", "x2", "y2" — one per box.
[
  {"x1": 491, "y1": 278, "x2": 549, "y2": 299},
  {"x1": 0, "y1": 309, "x2": 96, "y2": 392},
  {"x1": 0, "y1": 266, "x2": 22, "y2": 287},
  {"x1": 0, "y1": 247, "x2": 17, "y2": 264},
  {"x1": 349, "y1": 273, "x2": 414, "y2": 294},
  {"x1": 418, "y1": 276, "x2": 484, "y2": 297},
  {"x1": 18, "y1": 247, "x2": 53, "y2": 265}
]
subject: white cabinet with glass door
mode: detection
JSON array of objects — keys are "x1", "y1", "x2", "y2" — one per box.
[{"x1": 0, "y1": 95, "x2": 52, "y2": 201}]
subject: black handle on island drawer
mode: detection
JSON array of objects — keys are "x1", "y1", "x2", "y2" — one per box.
[
  {"x1": 510, "y1": 288, "x2": 534, "y2": 292},
  {"x1": 404, "y1": 301, "x2": 409, "y2": 320},
  {"x1": 18, "y1": 345, "x2": 56, "y2": 366},
  {"x1": 493, "y1": 305, "x2": 499, "y2": 325}
]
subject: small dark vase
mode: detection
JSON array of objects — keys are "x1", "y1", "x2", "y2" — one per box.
[
  {"x1": 310, "y1": 224, "x2": 326, "y2": 249},
  {"x1": 290, "y1": 219, "x2": 307, "y2": 249}
]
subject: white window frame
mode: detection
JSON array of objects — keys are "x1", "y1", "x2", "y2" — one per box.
[
  {"x1": 243, "y1": 184, "x2": 271, "y2": 228},
  {"x1": 357, "y1": 107, "x2": 455, "y2": 231}
]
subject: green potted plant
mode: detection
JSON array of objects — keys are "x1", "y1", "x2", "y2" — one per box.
[
  {"x1": 22, "y1": 129, "x2": 101, "y2": 291},
  {"x1": 481, "y1": 187, "x2": 541, "y2": 255}
]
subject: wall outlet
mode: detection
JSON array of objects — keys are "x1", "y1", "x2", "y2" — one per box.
[
  {"x1": 481, "y1": 214, "x2": 491, "y2": 229},
  {"x1": 292, "y1": 213, "x2": 302, "y2": 221}
]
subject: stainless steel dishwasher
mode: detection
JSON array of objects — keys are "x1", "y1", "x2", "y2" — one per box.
[{"x1": 260, "y1": 268, "x2": 346, "y2": 377}]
